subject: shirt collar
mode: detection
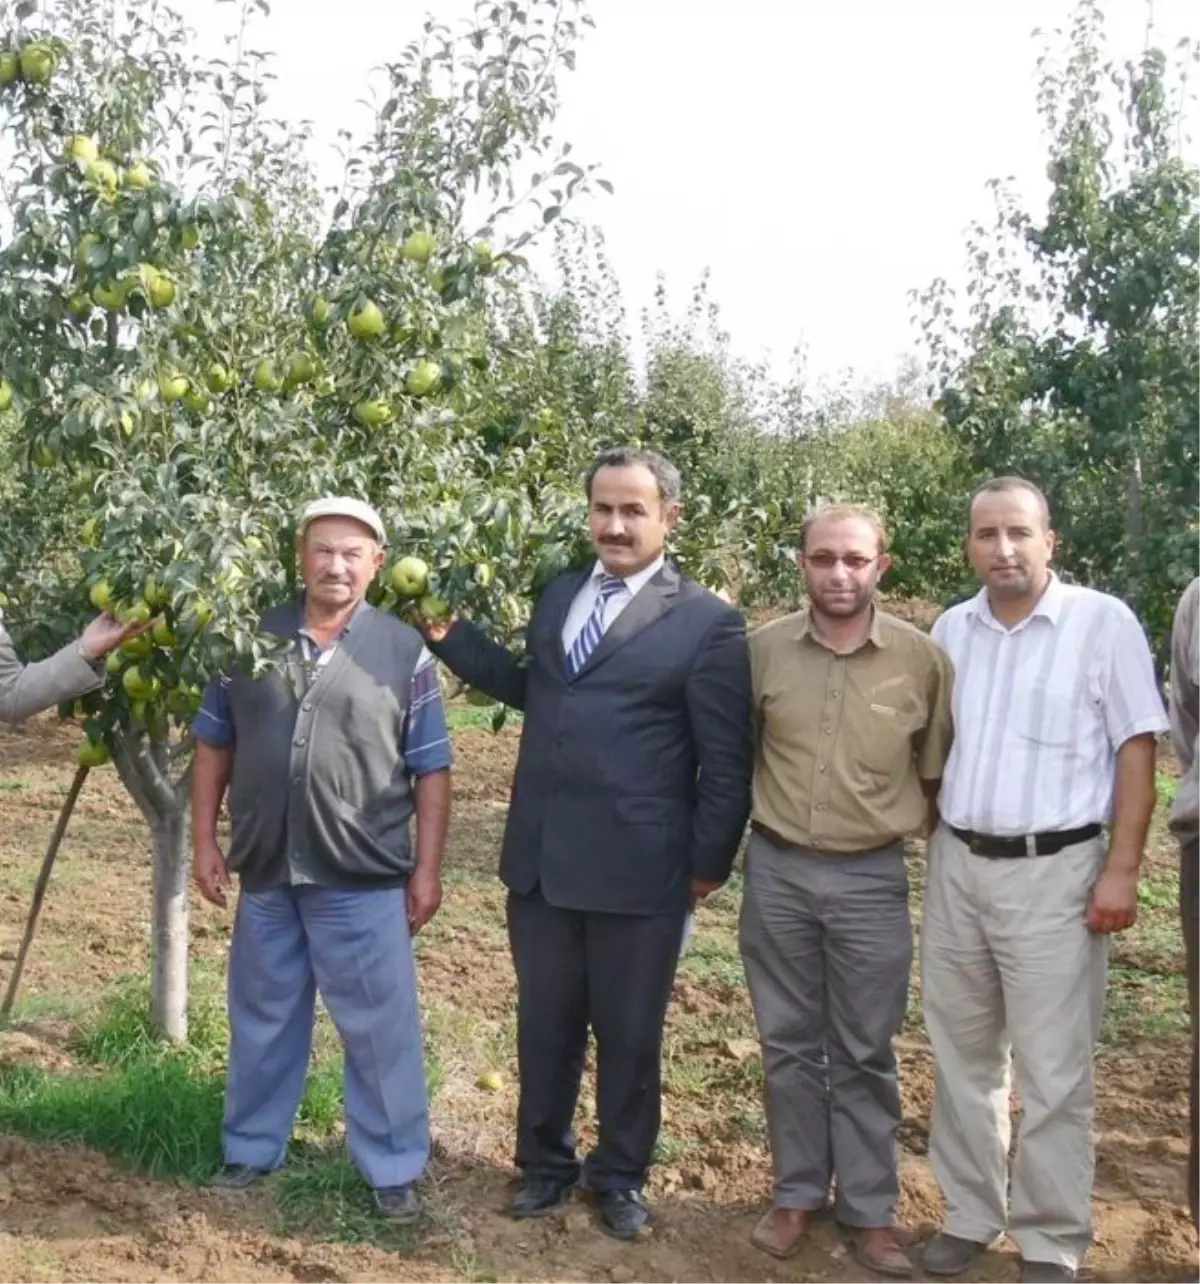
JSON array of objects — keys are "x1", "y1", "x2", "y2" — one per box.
[
  {"x1": 793, "y1": 605, "x2": 889, "y2": 651},
  {"x1": 965, "y1": 572, "x2": 1067, "y2": 631},
  {"x1": 298, "y1": 594, "x2": 370, "y2": 644},
  {"x1": 968, "y1": 570, "x2": 1063, "y2": 633},
  {"x1": 589, "y1": 553, "x2": 665, "y2": 597}
]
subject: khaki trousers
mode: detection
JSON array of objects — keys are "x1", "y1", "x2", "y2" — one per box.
[{"x1": 922, "y1": 823, "x2": 1108, "y2": 1271}]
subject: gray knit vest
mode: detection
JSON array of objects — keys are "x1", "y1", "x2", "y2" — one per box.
[{"x1": 225, "y1": 599, "x2": 426, "y2": 889}]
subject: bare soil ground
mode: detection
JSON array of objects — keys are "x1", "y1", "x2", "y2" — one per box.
[{"x1": 0, "y1": 713, "x2": 1196, "y2": 1283}]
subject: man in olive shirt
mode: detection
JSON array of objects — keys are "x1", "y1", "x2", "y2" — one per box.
[{"x1": 743, "y1": 505, "x2": 953, "y2": 1277}]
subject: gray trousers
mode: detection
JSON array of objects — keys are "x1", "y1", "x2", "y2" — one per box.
[{"x1": 739, "y1": 831, "x2": 912, "y2": 1226}]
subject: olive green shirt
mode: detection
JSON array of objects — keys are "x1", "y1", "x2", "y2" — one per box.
[{"x1": 750, "y1": 607, "x2": 954, "y2": 852}]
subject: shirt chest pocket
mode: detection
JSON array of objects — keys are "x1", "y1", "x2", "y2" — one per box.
[
  {"x1": 1010, "y1": 687, "x2": 1079, "y2": 749},
  {"x1": 850, "y1": 680, "x2": 925, "y2": 774}
]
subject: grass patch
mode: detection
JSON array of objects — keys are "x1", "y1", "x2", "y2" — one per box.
[
  {"x1": 4, "y1": 988, "x2": 89, "y2": 1023},
  {"x1": 1138, "y1": 872, "x2": 1180, "y2": 910},
  {"x1": 1156, "y1": 770, "x2": 1179, "y2": 809},
  {"x1": 423, "y1": 1000, "x2": 510, "y2": 1081},
  {"x1": 652, "y1": 1130, "x2": 696, "y2": 1163},
  {"x1": 0, "y1": 857, "x2": 93, "y2": 895},
  {"x1": 0, "y1": 1056, "x2": 224, "y2": 1181},
  {"x1": 275, "y1": 1152, "x2": 423, "y2": 1250},
  {"x1": 274, "y1": 1151, "x2": 497, "y2": 1276},
  {"x1": 678, "y1": 933, "x2": 745, "y2": 987},
  {"x1": 69, "y1": 975, "x2": 228, "y2": 1072},
  {"x1": 0, "y1": 972, "x2": 460, "y2": 1259},
  {"x1": 0, "y1": 974, "x2": 359, "y2": 1182},
  {"x1": 0, "y1": 975, "x2": 229, "y2": 1180},
  {"x1": 1102, "y1": 962, "x2": 1189, "y2": 1045},
  {"x1": 295, "y1": 1053, "x2": 344, "y2": 1139},
  {"x1": 445, "y1": 703, "x2": 523, "y2": 731}
]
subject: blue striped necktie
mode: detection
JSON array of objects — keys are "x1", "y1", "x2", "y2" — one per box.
[{"x1": 565, "y1": 574, "x2": 626, "y2": 677}]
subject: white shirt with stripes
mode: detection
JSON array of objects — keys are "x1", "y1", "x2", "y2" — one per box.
[
  {"x1": 561, "y1": 554, "x2": 665, "y2": 652},
  {"x1": 933, "y1": 573, "x2": 1168, "y2": 836}
]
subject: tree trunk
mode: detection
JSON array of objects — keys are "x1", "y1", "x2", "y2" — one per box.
[
  {"x1": 1126, "y1": 449, "x2": 1144, "y2": 613},
  {"x1": 111, "y1": 729, "x2": 193, "y2": 1043},
  {"x1": 150, "y1": 800, "x2": 190, "y2": 1042}
]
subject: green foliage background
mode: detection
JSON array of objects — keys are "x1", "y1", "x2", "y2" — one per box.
[{"x1": 1, "y1": 0, "x2": 1195, "y2": 676}]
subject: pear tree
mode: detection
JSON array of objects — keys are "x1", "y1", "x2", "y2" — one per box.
[{"x1": 0, "y1": 0, "x2": 609, "y2": 1038}]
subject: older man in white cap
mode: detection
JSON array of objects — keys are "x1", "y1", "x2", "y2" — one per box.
[{"x1": 190, "y1": 497, "x2": 452, "y2": 1222}]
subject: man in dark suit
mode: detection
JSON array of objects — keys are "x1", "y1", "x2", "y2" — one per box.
[{"x1": 420, "y1": 446, "x2": 752, "y2": 1239}]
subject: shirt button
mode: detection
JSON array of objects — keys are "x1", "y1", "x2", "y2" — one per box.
[
  {"x1": 295, "y1": 737, "x2": 306, "y2": 747},
  {"x1": 831, "y1": 690, "x2": 839, "y2": 698},
  {"x1": 816, "y1": 803, "x2": 825, "y2": 811},
  {"x1": 823, "y1": 727, "x2": 832, "y2": 736},
  {"x1": 818, "y1": 763, "x2": 827, "y2": 773},
  {"x1": 292, "y1": 776, "x2": 302, "y2": 785},
  {"x1": 302, "y1": 702, "x2": 313, "y2": 712}
]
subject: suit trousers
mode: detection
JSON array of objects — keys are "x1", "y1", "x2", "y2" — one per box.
[
  {"x1": 738, "y1": 832, "x2": 912, "y2": 1226},
  {"x1": 922, "y1": 824, "x2": 1108, "y2": 1272},
  {"x1": 506, "y1": 886, "x2": 686, "y2": 1192},
  {"x1": 223, "y1": 884, "x2": 430, "y2": 1189},
  {"x1": 1181, "y1": 837, "x2": 1198, "y2": 1229}
]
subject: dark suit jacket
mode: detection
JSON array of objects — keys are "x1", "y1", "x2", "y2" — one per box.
[{"x1": 432, "y1": 561, "x2": 753, "y2": 915}]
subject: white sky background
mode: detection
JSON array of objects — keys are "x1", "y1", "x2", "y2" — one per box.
[{"x1": 63, "y1": 0, "x2": 1200, "y2": 385}]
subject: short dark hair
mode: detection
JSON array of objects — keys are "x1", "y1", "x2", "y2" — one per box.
[
  {"x1": 800, "y1": 503, "x2": 890, "y2": 554},
  {"x1": 584, "y1": 447, "x2": 682, "y2": 506},
  {"x1": 969, "y1": 476, "x2": 1051, "y2": 530}
]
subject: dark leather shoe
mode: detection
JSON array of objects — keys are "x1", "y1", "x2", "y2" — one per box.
[
  {"x1": 852, "y1": 1227, "x2": 914, "y2": 1278},
  {"x1": 750, "y1": 1206, "x2": 813, "y2": 1259},
  {"x1": 598, "y1": 1189, "x2": 652, "y2": 1240},
  {"x1": 206, "y1": 1162, "x2": 269, "y2": 1191},
  {"x1": 922, "y1": 1231, "x2": 988, "y2": 1276},
  {"x1": 509, "y1": 1174, "x2": 578, "y2": 1219},
  {"x1": 373, "y1": 1184, "x2": 420, "y2": 1223}
]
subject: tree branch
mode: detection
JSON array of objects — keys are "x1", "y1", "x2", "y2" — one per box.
[
  {"x1": 112, "y1": 734, "x2": 161, "y2": 826},
  {"x1": 113, "y1": 729, "x2": 178, "y2": 822},
  {"x1": 168, "y1": 728, "x2": 195, "y2": 766}
]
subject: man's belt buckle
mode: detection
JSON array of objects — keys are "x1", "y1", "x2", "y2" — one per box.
[{"x1": 967, "y1": 830, "x2": 1040, "y2": 858}]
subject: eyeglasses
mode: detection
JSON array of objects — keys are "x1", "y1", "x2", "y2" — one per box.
[{"x1": 804, "y1": 553, "x2": 880, "y2": 572}]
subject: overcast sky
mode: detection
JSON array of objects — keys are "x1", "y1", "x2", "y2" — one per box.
[{"x1": 102, "y1": 0, "x2": 1200, "y2": 384}]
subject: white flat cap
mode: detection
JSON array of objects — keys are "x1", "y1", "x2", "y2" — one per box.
[{"x1": 298, "y1": 496, "x2": 387, "y2": 544}]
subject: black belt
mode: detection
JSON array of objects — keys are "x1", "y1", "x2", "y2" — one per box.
[
  {"x1": 750, "y1": 820, "x2": 902, "y2": 854},
  {"x1": 750, "y1": 820, "x2": 792, "y2": 848},
  {"x1": 950, "y1": 823, "x2": 1103, "y2": 859}
]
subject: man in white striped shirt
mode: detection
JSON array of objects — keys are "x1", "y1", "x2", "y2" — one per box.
[{"x1": 920, "y1": 478, "x2": 1167, "y2": 1284}]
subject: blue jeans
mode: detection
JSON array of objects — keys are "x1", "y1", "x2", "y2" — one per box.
[{"x1": 223, "y1": 884, "x2": 430, "y2": 1188}]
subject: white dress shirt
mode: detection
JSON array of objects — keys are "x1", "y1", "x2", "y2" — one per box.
[
  {"x1": 561, "y1": 554, "x2": 665, "y2": 653},
  {"x1": 933, "y1": 573, "x2": 1168, "y2": 836}
]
